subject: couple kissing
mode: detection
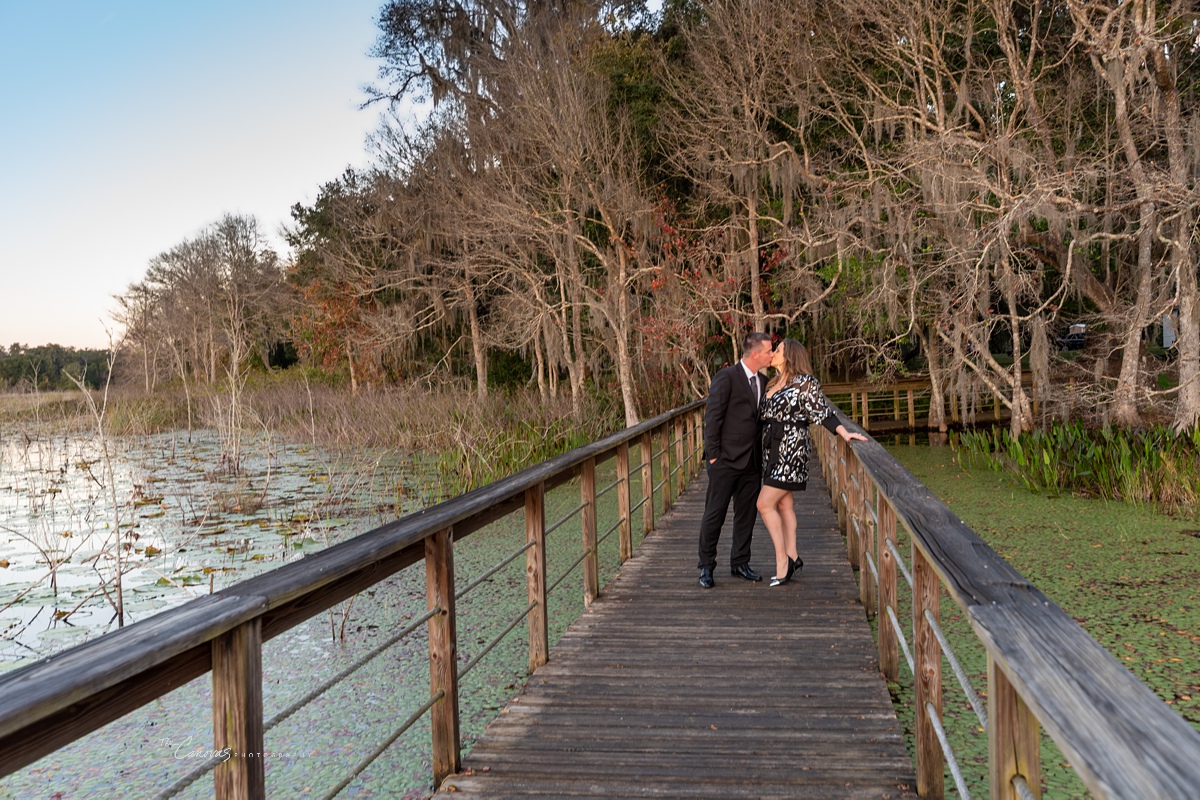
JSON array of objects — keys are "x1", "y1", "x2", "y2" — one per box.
[{"x1": 697, "y1": 332, "x2": 867, "y2": 589}]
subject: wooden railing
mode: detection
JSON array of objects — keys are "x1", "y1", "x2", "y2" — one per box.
[
  {"x1": 0, "y1": 399, "x2": 707, "y2": 798},
  {"x1": 824, "y1": 373, "x2": 1034, "y2": 432},
  {"x1": 816, "y1": 401, "x2": 1200, "y2": 799}
]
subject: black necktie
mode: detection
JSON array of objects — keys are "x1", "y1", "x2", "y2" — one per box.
[{"x1": 750, "y1": 374, "x2": 758, "y2": 406}]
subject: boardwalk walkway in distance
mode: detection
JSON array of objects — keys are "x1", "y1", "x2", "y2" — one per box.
[{"x1": 436, "y1": 469, "x2": 918, "y2": 799}]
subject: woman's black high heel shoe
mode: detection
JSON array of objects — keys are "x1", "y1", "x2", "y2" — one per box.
[{"x1": 786, "y1": 556, "x2": 803, "y2": 581}]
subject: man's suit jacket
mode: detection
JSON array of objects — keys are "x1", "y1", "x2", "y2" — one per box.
[{"x1": 703, "y1": 363, "x2": 764, "y2": 471}]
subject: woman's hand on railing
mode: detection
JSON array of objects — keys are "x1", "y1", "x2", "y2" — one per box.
[{"x1": 835, "y1": 424, "x2": 868, "y2": 443}]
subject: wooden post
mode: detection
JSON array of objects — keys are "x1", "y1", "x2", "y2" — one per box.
[
  {"x1": 683, "y1": 413, "x2": 693, "y2": 479},
  {"x1": 827, "y1": 430, "x2": 837, "y2": 498},
  {"x1": 859, "y1": 461, "x2": 875, "y2": 616},
  {"x1": 525, "y1": 483, "x2": 548, "y2": 671},
  {"x1": 426, "y1": 527, "x2": 460, "y2": 785},
  {"x1": 861, "y1": 391, "x2": 871, "y2": 431},
  {"x1": 893, "y1": 389, "x2": 901, "y2": 420},
  {"x1": 845, "y1": 460, "x2": 861, "y2": 568},
  {"x1": 913, "y1": 545, "x2": 943, "y2": 799},
  {"x1": 640, "y1": 431, "x2": 654, "y2": 534},
  {"x1": 877, "y1": 498, "x2": 899, "y2": 682},
  {"x1": 617, "y1": 442, "x2": 633, "y2": 563},
  {"x1": 851, "y1": 391, "x2": 858, "y2": 422},
  {"x1": 213, "y1": 619, "x2": 264, "y2": 800},
  {"x1": 907, "y1": 389, "x2": 916, "y2": 429},
  {"x1": 694, "y1": 408, "x2": 704, "y2": 474},
  {"x1": 660, "y1": 426, "x2": 672, "y2": 514},
  {"x1": 836, "y1": 436, "x2": 848, "y2": 531},
  {"x1": 989, "y1": 658, "x2": 1042, "y2": 800},
  {"x1": 674, "y1": 416, "x2": 686, "y2": 496},
  {"x1": 581, "y1": 457, "x2": 599, "y2": 606}
]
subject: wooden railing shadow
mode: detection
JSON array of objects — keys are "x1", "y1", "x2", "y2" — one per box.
[
  {"x1": 0, "y1": 400, "x2": 706, "y2": 799},
  {"x1": 818, "y1": 399, "x2": 1200, "y2": 799}
]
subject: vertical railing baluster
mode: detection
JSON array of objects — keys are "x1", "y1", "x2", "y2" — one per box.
[
  {"x1": 877, "y1": 496, "x2": 899, "y2": 682},
  {"x1": 693, "y1": 409, "x2": 703, "y2": 475},
  {"x1": 617, "y1": 442, "x2": 632, "y2": 563},
  {"x1": 907, "y1": 389, "x2": 916, "y2": 429},
  {"x1": 674, "y1": 416, "x2": 685, "y2": 497},
  {"x1": 913, "y1": 545, "x2": 943, "y2": 799},
  {"x1": 682, "y1": 413, "x2": 693, "y2": 479},
  {"x1": 859, "y1": 461, "x2": 876, "y2": 616},
  {"x1": 212, "y1": 619, "x2": 264, "y2": 800},
  {"x1": 640, "y1": 430, "x2": 654, "y2": 535},
  {"x1": 525, "y1": 483, "x2": 548, "y2": 671},
  {"x1": 989, "y1": 658, "x2": 1042, "y2": 800},
  {"x1": 426, "y1": 527, "x2": 460, "y2": 786},
  {"x1": 893, "y1": 389, "x2": 901, "y2": 421},
  {"x1": 836, "y1": 436, "x2": 849, "y2": 531},
  {"x1": 581, "y1": 458, "x2": 599, "y2": 606},
  {"x1": 862, "y1": 391, "x2": 871, "y2": 431},
  {"x1": 846, "y1": 456, "x2": 861, "y2": 568},
  {"x1": 660, "y1": 425, "x2": 672, "y2": 514}
]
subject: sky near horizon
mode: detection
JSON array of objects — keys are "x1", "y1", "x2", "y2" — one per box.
[{"x1": 0, "y1": 0, "x2": 401, "y2": 350}]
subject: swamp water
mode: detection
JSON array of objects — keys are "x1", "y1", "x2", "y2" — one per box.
[{"x1": 1, "y1": 428, "x2": 642, "y2": 798}]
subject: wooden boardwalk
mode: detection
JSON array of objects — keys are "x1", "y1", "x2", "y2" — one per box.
[{"x1": 436, "y1": 469, "x2": 918, "y2": 798}]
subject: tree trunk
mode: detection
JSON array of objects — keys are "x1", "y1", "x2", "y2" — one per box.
[
  {"x1": 346, "y1": 339, "x2": 358, "y2": 395},
  {"x1": 464, "y1": 276, "x2": 488, "y2": 398},
  {"x1": 615, "y1": 248, "x2": 640, "y2": 426},
  {"x1": 922, "y1": 326, "x2": 947, "y2": 432},
  {"x1": 747, "y1": 185, "x2": 764, "y2": 332},
  {"x1": 1175, "y1": 266, "x2": 1200, "y2": 430},
  {"x1": 1005, "y1": 265, "x2": 1033, "y2": 435},
  {"x1": 1150, "y1": 46, "x2": 1200, "y2": 430},
  {"x1": 1113, "y1": 200, "x2": 1153, "y2": 427}
]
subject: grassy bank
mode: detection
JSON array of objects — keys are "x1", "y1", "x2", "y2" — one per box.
[{"x1": 887, "y1": 443, "x2": 1200, "y2": 799}]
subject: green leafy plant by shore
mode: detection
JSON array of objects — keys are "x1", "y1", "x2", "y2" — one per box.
[{"x1": 957, "y1": 423, "x2": 1200, "y2": 515}]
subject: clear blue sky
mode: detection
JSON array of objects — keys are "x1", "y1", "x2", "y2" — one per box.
[{"x1": 0, "y1": 0, "x2": 401, "y2": 349}]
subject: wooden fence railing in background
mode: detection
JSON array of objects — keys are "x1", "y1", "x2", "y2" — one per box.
[
  {"x1": 816, "y1": 401, "x2": 1200, "y2": 799},
  {"x1": 0, "y1": 400, "x2": 707, "y2": 799},
  {"x1": 824, "y1": 373, "x2": 1033, "y2": 433}
]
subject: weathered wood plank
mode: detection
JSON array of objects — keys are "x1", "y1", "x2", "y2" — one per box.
[
  {"x1": 212, "y1": 619, "x2": 264, "y2": 800},
  {"x1": 525, "y1": 483, "x2": 548, "y2": 671},
  {"x1": 426, "y1": 527, "x2": 460, "y2": 784},
  {"x1": 581, "y1": 456, "x2": 599, "y2": 606},
  {"x1": 913, "y1": 545, "x2": 944, "y2": 799},
  {"x1": 988, "y1": 655, "x2": 1040, "y2": 800}
]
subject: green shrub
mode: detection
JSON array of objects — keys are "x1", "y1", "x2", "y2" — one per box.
[{"x1": 957, "y1": 422, "x2": 1200, "y2": 515}]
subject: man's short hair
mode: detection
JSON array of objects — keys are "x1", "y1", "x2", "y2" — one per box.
[{"x1": 741, "y1": 331, "x2": 772, "y2": 354}]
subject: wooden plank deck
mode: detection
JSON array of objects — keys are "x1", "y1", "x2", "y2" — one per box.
[{"x1": 436, "y1": 470, "x2": 918, "y2": 798}]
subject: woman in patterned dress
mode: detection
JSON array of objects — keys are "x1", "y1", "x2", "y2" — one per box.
[{"x1": 756, "y1": 339, "x2": 867, "y2": 586}]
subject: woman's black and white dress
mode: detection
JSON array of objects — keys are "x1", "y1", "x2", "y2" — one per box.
[{"x1": 760, "y1": 374, "x2": 841, "y2": 491}]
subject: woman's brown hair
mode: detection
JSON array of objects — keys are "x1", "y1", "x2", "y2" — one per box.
[{"x1": 765, "y1": 338, "x2": 814, "y2": 397}]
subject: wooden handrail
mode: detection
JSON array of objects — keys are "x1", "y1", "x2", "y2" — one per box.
[
  {"x1": 818, "y1": 401, "x2": 1200, "y2": 799},
  {"x1": 0, "y1": 398, "x2": 706, "y2": 795}
]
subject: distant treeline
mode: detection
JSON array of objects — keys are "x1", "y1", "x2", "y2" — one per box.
[{"x1": 0, "y1": 344, "x2": 110, "y2": 391}]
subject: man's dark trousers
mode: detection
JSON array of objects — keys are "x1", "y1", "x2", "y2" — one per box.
[
  {"x1": 697, "y1": 362, "x2": 764, "y2": 571},
  {"x1": 697, "y1": 460, "x2": 760, "y2": 570}
]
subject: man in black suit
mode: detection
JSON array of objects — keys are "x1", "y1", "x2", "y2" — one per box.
[{"x1": 697, "y1": 331, "x2": 775, "y2": 588}]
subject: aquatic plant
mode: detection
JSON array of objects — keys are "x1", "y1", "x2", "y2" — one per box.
[{"x1": 957, "y1": 422, "x2": 1200, "y2": 515}]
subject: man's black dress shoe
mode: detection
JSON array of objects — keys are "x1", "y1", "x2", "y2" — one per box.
[
  {"x1": 730, "y1": 563, "x2": 762, "y2": 582},
  {"x1": 699, "y1": 567, "x2": 715, "y2": 588}
]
